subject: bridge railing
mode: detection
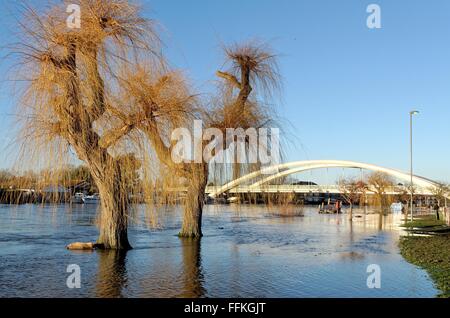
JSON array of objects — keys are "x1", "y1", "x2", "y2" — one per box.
[{"x1": 205, "y1": 185, "x2": 433, "y2": 195}]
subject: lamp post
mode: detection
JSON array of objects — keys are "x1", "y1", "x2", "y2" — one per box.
[{"x1": 409, "y1": 110, "x2": 419, "y2": 222}]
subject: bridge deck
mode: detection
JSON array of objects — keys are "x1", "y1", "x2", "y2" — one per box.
[{"x1": 164, "y1": 185, "x2": 433, "y2": 195}]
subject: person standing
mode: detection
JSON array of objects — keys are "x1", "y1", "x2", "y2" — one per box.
[{"x1": 433, "y1": 202, "x2": 440, "y2": 220}]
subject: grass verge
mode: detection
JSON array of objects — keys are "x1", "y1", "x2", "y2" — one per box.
[
  {"x1": 399, "y1": 235, "x2": 450, "y2": 298},
  {"x1": 402, "y1": 214, "x2": 446, "y2": 228}
]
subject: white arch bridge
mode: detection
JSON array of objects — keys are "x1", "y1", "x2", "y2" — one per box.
[{"x1": 204, "y1": 160, "x2": 442, "y2": 198}]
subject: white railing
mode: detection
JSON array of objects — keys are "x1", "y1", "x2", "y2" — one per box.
[{"x1": 205, "y1": 185, "x2": 433, "y2": 195}]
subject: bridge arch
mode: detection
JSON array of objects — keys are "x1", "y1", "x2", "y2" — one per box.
[{"x1": 208, "y1": 160, "x2": 439, "y2": 198}]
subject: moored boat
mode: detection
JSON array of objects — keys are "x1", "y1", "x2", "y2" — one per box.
[
  {"x1": 82, "y1": 193, "x2": 100, "y2": 204},
  {"x1": 72, "y1": 193, "x2": 85, "y2": 204}
]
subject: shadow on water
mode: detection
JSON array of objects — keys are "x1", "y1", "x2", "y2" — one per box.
[
  {"x1": 177, "y1": 238, "x2": 205, "y2": 298},
  {"x1": 96, "y1": 250, "x2": 128, "y2": 298},
  {"x1": 94, "y1": 238, "x2": 205, "y2": 298}
]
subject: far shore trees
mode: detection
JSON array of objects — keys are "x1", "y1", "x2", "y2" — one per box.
[
  {"x1": 0, "y1": 165, "x2": 97, "y2": 194},
  {"x1": 429, "y1": 182, "x2": 449, "y2": 221},
  {"x1": 429, "y1": 182, "x2": 449, "y2": 207}
]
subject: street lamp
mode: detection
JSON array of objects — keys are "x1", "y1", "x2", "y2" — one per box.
[{"x1": 409, "y1": 110, "x2": 419, "y2": 222}]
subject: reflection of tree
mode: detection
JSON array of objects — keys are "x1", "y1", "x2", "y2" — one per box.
[
  {"x1": 378, "y1": 212, "x2": 383, "y2": 231},
  {"x1": 96, "y1": 250, "x2": 128, "y2": 298},
  {"x1": 349, "y1": 217, "x2": 354, "y2": 244},
  {"x1": 178, "y1": 238, "x2": 205, "y2": 298}
]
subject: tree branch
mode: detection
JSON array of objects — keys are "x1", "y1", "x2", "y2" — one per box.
[
  {"x1": 142, "y1": 124, "x2": 190, "y2": 175},
  {"x1": 236, "y1": 65, "x2": 252, "y2": 106},
  {"x1": 216, "y1": 71, "x2": 241, "y2": 89},
  {"x1": 99, "y1": 124, "x2": 134, "y2": 149}
]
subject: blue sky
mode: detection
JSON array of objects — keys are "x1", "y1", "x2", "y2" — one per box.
[{"x1": 1, "y1": 0, "x2": 450, "y2": 182}]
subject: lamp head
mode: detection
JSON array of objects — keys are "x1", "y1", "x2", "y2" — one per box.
[{"x1": 410, "y1": 110, "x2": 419, "y2": 115}]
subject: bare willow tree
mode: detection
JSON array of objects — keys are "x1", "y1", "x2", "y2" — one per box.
[
  {"x1": 12, "y1": 0, "x2": 168, "y2": 249},
  {"x1": 11, "y1": 1, "x2": 282, "y2": 244},
  {"x1": 214, "y1": 43, "x2": 281, "y2": 179},
  {"x1": 429, "y1": 182, "x2": 449, "y2": 207},
  {"x1": 429, "y1": 182, "x2": 449, "y2": 220},
  {"x1": 186, "y1": 42, "x2": 281, "y2": 237},
  {"x1": 338, "y1": 177, "x2": 365, "y2": 218},
  {"x1": 394, "y1": 184, "x2": 411, "y2": 206},
  {"x1": 366, "y1": 172, "x2": 394, "y2": 212},
  {"x1": 105, "y1": 64, "x2": 202, "y2": 237},
  {"x1": 122, "y1": 42, "x2": 281, "y2": 237}
]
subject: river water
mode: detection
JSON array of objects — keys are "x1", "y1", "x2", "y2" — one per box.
[{"x1": 0, "y1": 204, "x2": 438, "y2": 298}]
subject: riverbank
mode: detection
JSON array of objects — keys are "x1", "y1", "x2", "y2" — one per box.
[
  {"x1": 401, "y1": 213, "x2": 450, "y2": 235},
  {"x1": 400, "y1": 235, "x2": 450, "y2": 298},
  {"x1": 0, "y1": 189, "x2": 69, "y2": 204}
]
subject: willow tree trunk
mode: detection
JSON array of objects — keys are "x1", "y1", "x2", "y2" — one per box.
[
  {"x1": 179, "y1": 167, "x2": 208, "y2": 238},
  {"x1": 94, "y1": 165, "x2": 132, "y2": 250}
]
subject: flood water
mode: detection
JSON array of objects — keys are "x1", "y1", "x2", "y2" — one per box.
[{"x1": 0, "y1": 203, "x2": 438, "y2": 298}]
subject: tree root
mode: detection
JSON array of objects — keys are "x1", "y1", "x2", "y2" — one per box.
[{"x1": 178, "y1": 231, "x2": 203, "y2": 239}]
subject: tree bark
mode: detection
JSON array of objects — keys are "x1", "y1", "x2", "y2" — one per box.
[
  {"x1": 179, "y1": 167, "x2": 208, "y2": 238},
  {"x1": 93, "y1": 162, "x2": 132, "y2": 250}
]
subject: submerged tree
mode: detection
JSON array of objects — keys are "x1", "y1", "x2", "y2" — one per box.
[
  {"x1": 366, "y1": 172, "x2": 394, "y2": 212},
  {"x1": 338, "y1": 177, "x2": 366, "y2": 218},
  {"x1": 11, "y1": 1, "x2": 282, "y2": 245},
  {"x1": 13, "y1": 0, "x2": 168, "y2": 249},
  {"x1": 127, "y1": 42, "x2": 281, "y2": 237},
  {"x1": 180, "y1": 42, "x2": 281, "y2": 237},
  {"x1": 110, "y1": 65, "x2": 210, "y2": 238}
]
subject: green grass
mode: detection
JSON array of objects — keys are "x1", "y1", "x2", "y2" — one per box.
[
  {"x1": 399, "y1": 235, "x2": 450, "y2": 298},
  {"x1": 402, "y1": 214, "x2": 446, "y2": 229}
]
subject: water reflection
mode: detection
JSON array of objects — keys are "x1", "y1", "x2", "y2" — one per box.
[
  {"x1": 378, "y1": 212, "x2": 383, "y2": 230},
  {"x1": 0, "y1": 204, "x2": 438, "y2": 298},
  {"x1": 96, "y1": 250, "x2": 128, "y2": 298},
  {"x1": 178, "y1": 238, "x2": 205, "y2": 298}
]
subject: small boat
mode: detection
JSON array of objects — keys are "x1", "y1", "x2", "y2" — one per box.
[
  {"x1": 318, "y1": 203, "x2": 341, "y2": 214},
  {"x1": 82, "y1": 194, "x2": 100, "y2": 204},
  {"x1": 72, "y1": 193, "x2": 85, "y2": 204},
  {"x1": 227, "y1": 196, "x2": 239, "y2": 203}
]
